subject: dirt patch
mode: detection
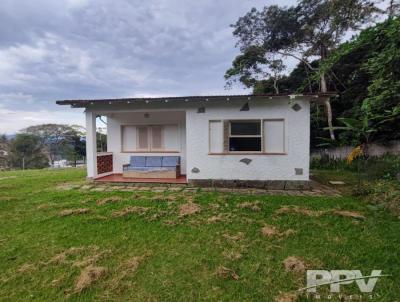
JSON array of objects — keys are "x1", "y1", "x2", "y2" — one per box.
[
  {"x1": 49, "y1": 247, "x2": 87, "y2": 265},
  {"x1": 179, "y1": 202, "x2": 201, "y2": 217},
  {"x1": 261, "y1": 225, "x2": 279, "y2": 237},
  {"x1": 151, "y1": 194, "x2": 178, "y2": 202},
  {"x1": 112, "y1": 206, "x2": 149, "y2": 217},
  {"x1": 332, "y1": 210, "x2": 366, "y2": 220},
  {"x1": 109, "y1": 253, "x2": 151, "y2": 290},
  {"x1": 236, "y1": 201, "x2": 261, "y2": 212},
  {"x1": 275, "y1": 292, "x2": 298, "y2": 302},
  {"x1": 75, "y1": 265, "x2": 106, "y2": 292},
  {"x1": 275, "y1": 206, "x2": 323, "y2": 217},
  {"x1": 96, "y1": 196, "x2": 123, "y2": 205},
  {"x1": 222, "y1": 250, "x2": 242, "y2": 260},
  {"x1": 261, "y1": 225, "x2": 296, "y2": 238},
  {"x1": 163, "y1": 220, "x2": 179, "y2": 226},
  {"x1": 223, "y1": 232, "x2": 245, "y2": 242},
  {"x1": 72, "y1": 249, "x2": 111, "y2": 268},
  {"x1": 17, "y1": 263, "x2": 36, "y2": 273},
  {"x1": 283, "y1": 256, "x2": 307, "y2": 274},
  {"x1": 207, "y1": 215, "x2": 224, "y2": 223},
  {"x1": 215, "y1": 265, "x2": 239, "y2": 280},
  {"x1": 59, "y1": 208, "x2": 90, "y2": 217}
]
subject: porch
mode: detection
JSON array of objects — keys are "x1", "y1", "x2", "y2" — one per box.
[
  {"x1": 86, "y1": 109, "x2": 187, "y2": 183},
  {"x1": 95, "y1": 173, "x2": 187, "y2": 184}
]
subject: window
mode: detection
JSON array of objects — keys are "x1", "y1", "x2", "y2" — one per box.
[
  {"x1": 208, "y1": 119, "x2": 286, "y2": 154},
  {"x1": 122, "y1": 125, "x2": 179, "y2": 152},
  {"x1": 229, "y1": 121, "x2": 262, "y2": 152}
]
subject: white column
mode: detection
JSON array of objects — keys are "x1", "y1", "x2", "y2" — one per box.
[{"x1": 85, "y1": 110, "x2": 97, "y2": 179}]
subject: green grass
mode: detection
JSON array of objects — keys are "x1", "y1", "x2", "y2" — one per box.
[{"x1": 0, "y1": 168, "x2": 399, "y2": 301}]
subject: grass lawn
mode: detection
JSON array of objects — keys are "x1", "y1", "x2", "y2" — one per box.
[{"x1": 0, "y1": 168, "x2": 399, "y2": 301}]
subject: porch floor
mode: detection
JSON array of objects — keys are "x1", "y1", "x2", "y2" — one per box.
[{"x1": 95, "y1": 173, "x2": 188, "y2": 184}]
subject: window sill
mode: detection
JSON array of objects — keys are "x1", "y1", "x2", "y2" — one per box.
[
  {"x1": 208, "y1": 152, "x2": 287, "y2": 155},
  {"x1": 121, "y1": 150, "x2": 180, "y2": 153}
]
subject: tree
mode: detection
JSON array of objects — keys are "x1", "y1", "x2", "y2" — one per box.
[
  {"x1": 22, "y1": 124, "x2": 81, "y2": 164},
  {"x1": 61, "y1": 125, "x2": 86, "y2": 167},
  {"x1": 319, "y1": 17, "x2": 400, "y2": 144},
  {"x1": 226, "y1": 0, "x2": 381, "y2": 139},
  {"x1": 0, "y1": 134, "x2": 9, "y2": 170},
  {"x1": 8, "y1": 134, "x2": 49, "y2": 169}
]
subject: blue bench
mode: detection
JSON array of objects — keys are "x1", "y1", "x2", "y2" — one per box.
[{"x1": 123, "y1": 156, "x2": 180, "y2": 178}]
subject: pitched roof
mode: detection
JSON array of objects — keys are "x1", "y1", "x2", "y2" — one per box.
[{"x1": 56, "y1": 93, "x2": 336, "y2": 108}]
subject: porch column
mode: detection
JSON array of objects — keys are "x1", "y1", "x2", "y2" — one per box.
[{"x1": 85, "y1": 110, "x2": 97, "y2": 179}]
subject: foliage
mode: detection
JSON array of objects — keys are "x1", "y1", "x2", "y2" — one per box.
[
  {"x1": 8, "y1": 134, "x2": 49, "y2": 169},
  {"x1": 318, "y1": 17, "x2": 400, "y2": 144},
  {"x1": 225, "y1": 0, "x2": 380, "y2": 92},
  {"x1": 311, "y1": 154, "x2": 400, "y2": 180},
  {"x1": 22, "y1": 124, "x2": 86, "y2": 164},
  {"x1": 352, "y1": 180, "x2": 400, "y2": 215},
  {"x1": 1, "y1": 168, "x2": 400, "y2": 300},
  {"x1": 0, "y1": 134, "x2": 9, "y2": 170}
]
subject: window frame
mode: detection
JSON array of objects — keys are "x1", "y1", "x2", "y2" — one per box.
[
  {"x1": 207, "y1": 119, "x2": 287, "y2": 155},
  {"x1": 120, "y1": 124, "x2": 180, "y2": 153},
  {"x1": 228, "y1": 119, "x2": 263, "y2": 153}
]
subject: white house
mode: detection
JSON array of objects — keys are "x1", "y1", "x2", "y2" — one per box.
[{"x1": 57, "y1": 94, "x2": 333, "y2": 189}]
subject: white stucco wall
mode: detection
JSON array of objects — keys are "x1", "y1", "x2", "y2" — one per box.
[
  {"x1": 85, "y1": 96, "x2": 311, "y2": 181},
  {"x1": 186, "y1": 99, "x2": 310, "y2": 181}
]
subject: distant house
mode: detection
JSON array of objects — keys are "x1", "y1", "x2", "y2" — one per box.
[{"x1": 57, "y1": 94, "x2": 333, "y2": 189}]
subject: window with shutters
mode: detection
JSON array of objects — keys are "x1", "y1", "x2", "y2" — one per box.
[
  {"x1": 208, "y1": 119, "x2": 286, "y2": 154},
  {"x1": 121, "y1": 125, "x2": 180, "y2": 152}
]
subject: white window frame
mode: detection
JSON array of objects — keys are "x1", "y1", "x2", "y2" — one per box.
[{"x1": 228, "y1": 119, "x2": 263, "y2": 153}]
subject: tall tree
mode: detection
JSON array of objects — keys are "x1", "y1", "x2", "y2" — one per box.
[
  {"x1": 226, "y1": 0, "x2": 381, "y2": 139},
  {"x1": 22, "y1": 124, "x2": 80, "y2": 164},
  {"x1": 8, "y1": 134, "x2": 49, "y2": 169}
]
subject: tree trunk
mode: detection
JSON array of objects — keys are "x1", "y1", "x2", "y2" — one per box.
[
  {"x1": 321, "y1": 74, "x2": 335, "y2": 140},
  {"x1": 273, "y1": 78, "x2": 279, "y2": 94}
]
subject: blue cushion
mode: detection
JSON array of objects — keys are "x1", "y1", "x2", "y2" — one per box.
[
  {"x1": 162, "y1": 156, "x2": 180, "y2": 167},
  {"x1": 130, "y1": 156, "x2": 146, "y2": 167},
  {"x1": 145, "y1": 156, "x2": 162, "y2": 167},
  {"x1": 125, "y1": 166, "x2": 175, "y2": 171}
]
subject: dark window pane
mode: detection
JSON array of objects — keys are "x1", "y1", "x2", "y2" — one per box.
[
  {"x1": 231, "y1": 121, "x2": 260, "y2": 135},
  {"x1": 229, "y1": 137, "x2": 261, "y2": 151}
]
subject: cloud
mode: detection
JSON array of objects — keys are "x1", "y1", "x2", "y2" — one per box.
[{"x1": 0, "y1": 0, "x2": 297, "y2": 133}]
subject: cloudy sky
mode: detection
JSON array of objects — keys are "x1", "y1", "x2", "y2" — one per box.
[{"x1": 0, "y1": 0, "x2": 297, "y2": 134}]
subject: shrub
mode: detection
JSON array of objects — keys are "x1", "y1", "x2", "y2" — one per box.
[
  {"x1": 352, "y1": 180, "x2": 400, "y2": 216},
  {"x1": 311, "y1": 154, "x2": 400, "y2": 181}
]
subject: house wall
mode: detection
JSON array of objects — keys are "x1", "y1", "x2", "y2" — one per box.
[
  {"x1": 106, "y1": 111, "x2": 187, "y2": 174},
  {"x1": 85, "y1": 96, "x2": 311, "y2": 182},
  {"x1": 185, "y1": 99, "x2": 310, "y2": 181}
]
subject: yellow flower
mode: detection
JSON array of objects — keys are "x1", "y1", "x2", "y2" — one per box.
[{"x1": 347, "y1": 145, "x2": 363, "y2": 164}]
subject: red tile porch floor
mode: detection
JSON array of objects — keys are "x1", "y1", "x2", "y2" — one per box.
[{"x1": 94, "y1": 173, "x2": 188, "y2": 184}]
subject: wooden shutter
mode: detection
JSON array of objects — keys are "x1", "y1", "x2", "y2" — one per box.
[
  {"x1": 223, "y1": 120, "x2": 229, "y2": 152},
  {"x1": 137, "y1": 127, "x2": 149, "y2": 150},
  {"x1": 151, "y1": 126, "x2": 163, "y2": 150},
  {"x1": 264, "y1": 120, "x2": 285, "y2": 153},
  {"x1": 209, "y1": 121, "x2": 223, "y2": 153}
]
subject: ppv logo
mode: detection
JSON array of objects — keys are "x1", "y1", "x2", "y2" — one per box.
[{"x1": 302, "y1": 270, "x2": 388, "y2": 293}]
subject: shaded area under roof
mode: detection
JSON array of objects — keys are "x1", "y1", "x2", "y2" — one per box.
[{"x1": 56, "y1": 93, "x2": 337, "y2": 108}]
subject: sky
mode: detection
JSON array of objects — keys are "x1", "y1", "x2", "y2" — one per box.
[{"x1": 0, "y1": 0, "x2": 301, "y2": 134}]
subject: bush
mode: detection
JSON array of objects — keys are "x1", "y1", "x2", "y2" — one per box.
[
  {"x1": 352, "y1": 180, "x2": 400, "y2": 216},
  {"x1": 311, "y1": 154, "x2": 400, "y2": 181}
]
